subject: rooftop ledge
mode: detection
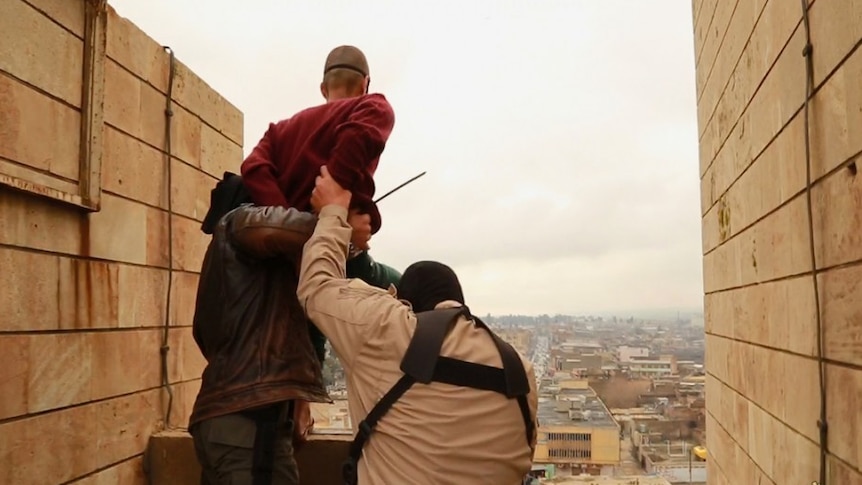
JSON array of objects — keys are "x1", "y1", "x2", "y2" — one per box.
[{"x1": 145, "y1": 429, "x2": 352, "y2": 485}]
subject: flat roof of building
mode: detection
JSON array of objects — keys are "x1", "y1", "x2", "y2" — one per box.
[
  {"x1": 537, "y1": 388, "x2": 619, "y2": 429},
  {"x1": 541, "y1": 476, "x2": 671, "y2": 485}
]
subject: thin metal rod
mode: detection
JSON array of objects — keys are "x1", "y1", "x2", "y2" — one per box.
[{"x1": 374, "y1": 171, "x2": 427, "y2": 203}]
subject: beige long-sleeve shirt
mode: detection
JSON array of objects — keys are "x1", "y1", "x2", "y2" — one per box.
[{"x1": 297, "y1": 205, "x2": 538, "y2": 485}]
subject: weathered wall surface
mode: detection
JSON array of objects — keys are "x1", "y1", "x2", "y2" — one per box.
[
  {"x1": 0, "y1": 1, "x2": 242, "y2": 483},
  {"x1": 692, "y1": 0, "x2": 861, "y2": 483}
]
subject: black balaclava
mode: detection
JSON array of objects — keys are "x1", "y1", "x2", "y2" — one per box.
[{"x1": 397, "y1": 261, "x2": 465, "y2": 313}]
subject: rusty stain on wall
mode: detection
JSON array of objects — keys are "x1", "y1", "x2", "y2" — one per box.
[{"x1": 717, "y1": 196, "x2": 730, "y2": 242}]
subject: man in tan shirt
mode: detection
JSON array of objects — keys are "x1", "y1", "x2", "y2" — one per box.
[{"x1": 297, "y1": 166, "x2": 538, "y2": 484}]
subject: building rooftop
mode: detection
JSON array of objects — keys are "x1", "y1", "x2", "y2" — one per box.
[
  {"x1": 537, "y1": 388, "x2": 619, "y2": 428},
  {"x1": 540, "y1": 476, "x2": 671, "y2": 485}
]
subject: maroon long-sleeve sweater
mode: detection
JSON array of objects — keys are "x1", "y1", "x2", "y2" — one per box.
[{"x1": 240, "y1": 93, "x2": 395, "y2": 233}]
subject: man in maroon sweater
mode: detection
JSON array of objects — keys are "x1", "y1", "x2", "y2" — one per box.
[
  {"x1": 241, "y1": 45, "x2": 394, "y2": 236},
  {"x1": 212, "y1": 46, "x2": 398, "y2": 484}
]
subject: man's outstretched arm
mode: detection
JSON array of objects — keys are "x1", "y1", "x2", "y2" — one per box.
[{"x1": 296, "y1": 166, "x2": 408, "y2": 368}]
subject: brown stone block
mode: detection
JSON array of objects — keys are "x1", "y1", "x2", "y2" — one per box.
[
  {"x1": 0, "y1": 187, "x2": 86, "y2": 255},
  {"x1": 167, "y1": 327, "x2": 205, "y2": 384},
  {"x1": 757, "y1": 275, "x2": 817, "y2": 357},
  {"x1": 809, "y1": 0, "x2": 862, "y2": 87},
  {"x1": 103, "y1": 59, "x2": 141, "y2": 136},
  {"x1": 696, "y1": 0, "x2": 767, "y2": 132},
  {"x1": 0, "y1": 247, "x2": 60, "y2": 331},
  {"x1": 703, "y1": 195, "x2": 811, "y2": 293},
  {"x1": 170, "y1": 105, "x2": 202, "y2": 168},
  {"x1": 820, "y1": 264, "x2": 862, "y2": 367},
  {"x1": 102, "y1": 125, "x2": 167, "y2": 208},
  {"x1": 693, "y1": 0, "x2": 718, "y2": 68},
  {"x1": 27, "y1": 333, "x2": 92, "y2": 413},
  {"x1": 166, "y1": 329, "x2": 183, "y2": 385},
  {"x1": 0, "y1": 0, "x2": 84, "y2": 106},
  {"x1": 828, "y1": 454, "x2": 862, "y2": 485},
  {"x1": 706, "y1": 411, "x2": 737, "y2": 477},
  {"x1": 118, "y1": 264, "x2": 168, "y2": 328},
  {"x1": 57, "y1": 257, "x2": 120, "y2": 329},
  {"x1": 706, "y1": 459, "x2": 728, "y2": 485},
  {"x1": 744, "y1": 344, "x2": 771, "y2": 416},
  {"x1": 0, "y1": 75, "x2": 82, "y2": 180},
  {"x1": 732, "y1": 370, "x2": 751, "y2": 448},
  {"x1": 95, "y1": 389, "x2": 162, "y2": 467},
  {"x1": 0, "y1": 402, "x2": 98, "y2": 484},
  {"x1": 771, "y1": 423, "x2": 820, "y2": 485},
  {"x1": 691, "y1": 1, "x2": 701, "y2": 34},
  {"x1": 106, "y1": 6, "x2": 170, "y2": 93},
  {"x1": 200, "y1": 124, "x2": 242, "y2": 180},
  {"x1": 171, "y1": 215, "x2": 209, "y2": 272},
  {"x1": 103, "y1": 59, "x2": 168, "y2": 150},
  {"x1": 813, "y1": 168, "x2": 862, "y2": 274},
  {"x1": 182, "y1": 329, "x2": 206, "y2": 382},
  {"x1": 734, "y1": 338, "x2": 758, "y2": 400},
  {"x1": 694, "y1": 0, "x2": 737, "y2": 98},
  {"x1": 0, "y1": 335, "x2": 29, "y2": 420},
  {"x1": 172, "y1": 60, "x2": 243, "y2": 146},
  {"x1": 170, "y1": 271, "x2": 200, "y2": 327},
  {"x1": 74, "y1": 456, "x2": 146, "y2": 485},
  {"x1": 782, "y1": 352, "x2": 820, "y2": 444},
  {"x1": 701, "y1": 113, "x2": 806, "y2": 248},
  {"x1": 86, "y1": 193, "x2": 150, "y2": 265},
  {"x1": 810, "y1": 46, "x2": 862, "y2": 179},
  {"x1": 726, "y1": 440, "x2": 763, "y2": 485},
  {"x1": 718, "y1": 378, "x2": 748, "y2": 451},
  {"x1": 705, "y1": 373, "x2": 721, "y2": 421},
  {"x1": 826, "y1": 364, "x2": 862, "y2": 469},
  {"x1": 747, "y1": 402, "x2": 776, "y2": 479},
  {"x1": 171, "y1": 378, "x2": 202, "y2": 428},
  {"x1": 90, "y1": 329, "x2": 161, "y2": 400},
  {"x1": 764, "y1": 346, "x2": 787, "y2": 420},
  {"x1": 147, "y1": 208, "x2": 170, "y2": 268},
  {"x1": 140, "y1": 80, "x2": 169, "y2": 150},
  {"x1": 146, "y1": 430, "x2": 202, "y2": 485},
  {"x1": 700, "y1": 10, "x2": 805, "y2": 180},
  {"x1": 705, "y1": 334, "x2": 729, "y2": 383},
  {"x1": 26, "y1": 0, "x2": 86, "y2": 38},
  {"x1": 171, "y1": 159, "x2": 216, "y2": 222}
]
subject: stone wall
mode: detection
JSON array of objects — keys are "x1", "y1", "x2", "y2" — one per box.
[
  {"x1": 0, "y1": 1, "x2": 242, "y2": 483},
  {"x1": 692, "y1": 0, "x2": 861, "y2": 483}
]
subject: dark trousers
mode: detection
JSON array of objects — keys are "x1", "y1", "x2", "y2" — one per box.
[{"x1": 191, "y1": 404, "x2": 298, "y2": 485}]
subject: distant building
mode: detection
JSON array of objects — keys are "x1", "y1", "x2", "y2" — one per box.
[
  {"x1": 625, "y1": 355, "x2": 677, "y2": 378},
  {"x1": 540, "y1": 477, "x2": 672, "y2": 485},
  {"x1": 498, "y1": 328, "x2": 534, "y2": 357},
  {"x1": 617, "y1": 346, "x2": 649, "y2": 363},
  {"x1": 533, "y1": 380, "x2": 621, "y2": 476}
]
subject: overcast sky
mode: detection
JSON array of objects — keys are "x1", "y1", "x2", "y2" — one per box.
[{"x1": 110, "y1": 0, "x2": 703, "y2": 317}]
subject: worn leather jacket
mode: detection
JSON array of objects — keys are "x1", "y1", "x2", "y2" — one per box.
[{"x1": 189, "y1": 204, "x2": 331, "y2": 427}]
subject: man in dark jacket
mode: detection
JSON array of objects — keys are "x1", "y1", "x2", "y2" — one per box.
[{"x1": 189, "y1": 203, "x2": 373, "y2": 485}]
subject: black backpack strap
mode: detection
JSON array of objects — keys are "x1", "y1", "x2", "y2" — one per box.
[
  {"x1": 472, "y1": 316, "x2": 531, "y2": 398},
  {"x1": 399, "y1": 307, "x2": 467, "y2": 382},
  {"x1": 432, "y1": 357, "x2": 507, "y2": 392},
  {"x1": 342, "y1": 307, "x2": 535, "y2": 484},
  {"x1": 343, "y1": 308, "x2": 464, "y2": 485},
  {"x1": 517, "y1": 394, "x2": 534, "y2": 446},
  {"x1": 343, "y1": 375, "x2": 416, "y2": 485}
]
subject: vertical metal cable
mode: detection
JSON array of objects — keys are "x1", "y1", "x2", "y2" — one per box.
[
  {"x1": 160, "y1": 46, "x2": 177, "y2": 428},
  {"x1": 798, "y1": 2, "x2": 828, "y2": 484}
]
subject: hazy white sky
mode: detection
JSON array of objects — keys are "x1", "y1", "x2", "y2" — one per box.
[{"x1": 110, "y1": 0, "x2": 703, "y2": 316}]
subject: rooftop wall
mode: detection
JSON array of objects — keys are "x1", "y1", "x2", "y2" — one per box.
[
  {"x1": 0, "y1": 1, "x2": 242, "y2": 482},
  {"x1": 692, "y1": 0, "x2": 861, "y2": 483}
]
